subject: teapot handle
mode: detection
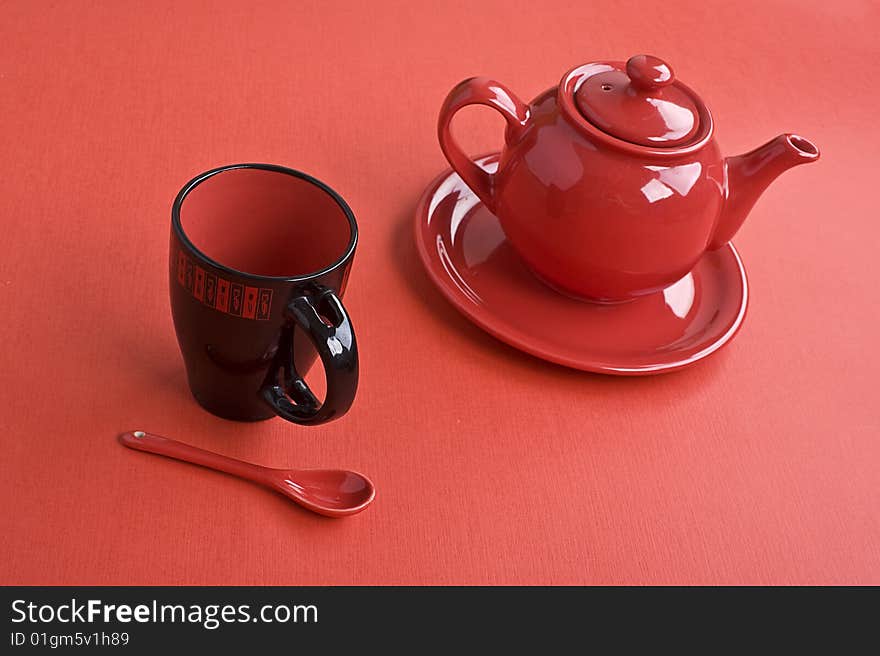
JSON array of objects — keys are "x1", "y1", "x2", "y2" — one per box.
[{"x1": 438, "y1": 77, "x2": 530, "y2": 212}]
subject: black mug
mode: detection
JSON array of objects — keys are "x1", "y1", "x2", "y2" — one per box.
[{"x1": 170, "y1": 163, "x2": 358, "y2": 424}]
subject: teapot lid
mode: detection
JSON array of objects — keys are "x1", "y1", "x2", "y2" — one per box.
[{"x1": 573, "y1": 55, "x2": 701, "y2": 147}]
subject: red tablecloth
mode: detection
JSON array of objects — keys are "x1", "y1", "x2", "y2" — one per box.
[{"x1": 2, "y1": 0, "x2": 877, "y2": 585}]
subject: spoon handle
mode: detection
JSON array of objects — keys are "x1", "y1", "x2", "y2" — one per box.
[{"x1": 118, "y1": 430, "x2": 275, "y2": 487}]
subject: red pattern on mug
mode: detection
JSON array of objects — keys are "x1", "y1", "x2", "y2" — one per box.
[
  {"x1": 184, "y1": 260, "x2": 194, "y2": 292},
  {"x1": 243, "y1": 286, "x2": 258, "y2": 319},
  {"x1": 228, "y1": 283, "x2": 243, "y2": 317},
  {"x1": 194, "y1": 266, "x2": 206, "y2": 301},
  {"x1": 256, "y1": 289, "x2": 273, "y2": 320},
  {"x1": 177, "y1": 251, "x2": 186, "y2": 285},
  {"x1": 205, "y1": 272, "x2": 217, "y2": 307},
  {"x1": 175, "y1": 250, "x2": 274, "y2": 321},
  {"x1": 215, "y1": 278, "x2": 229, "y2": 312}
]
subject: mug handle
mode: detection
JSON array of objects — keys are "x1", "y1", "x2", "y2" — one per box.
[
  {"x1": 260, "y1": 285, "x2": 358, "y2": 425},
  {"x1": 437, "y1": 77, "x2": 530, "y2": 212}
]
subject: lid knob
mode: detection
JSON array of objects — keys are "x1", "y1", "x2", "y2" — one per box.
[{"x1": 626, "y1": 55, "x2": 674, "y2": 90}]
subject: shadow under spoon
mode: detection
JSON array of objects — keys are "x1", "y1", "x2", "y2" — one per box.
[{"x1": 118, "y1": 430, "x2": 375, "y2": 518}]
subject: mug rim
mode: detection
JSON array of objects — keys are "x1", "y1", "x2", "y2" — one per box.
[{"x1": 171, "y1": 163, "x2": 358, "y2": 283}]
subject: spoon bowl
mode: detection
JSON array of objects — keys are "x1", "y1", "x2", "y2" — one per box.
[
  {"x1": 119, "y1": 430, "x2": 375, "y2": 518},
  {"x1": 271, "y1": 468, "x2": 376, "y2": 517}
]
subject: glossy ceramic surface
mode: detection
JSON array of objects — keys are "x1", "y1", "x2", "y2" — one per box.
[
  {"x1": 119, "y1": 431, "x2": 375, "y2": 518},
  {"x1": 171, "y1": 164, "x2": 358, "y2": 425},
  {"x1": 415, "y1": 155, "x2": 749, "y2": 374},
  {"x1": 438, "y1": 56, "x2": 819, "y2": 302},
  {"x1": 573, "y1": 55, "x2": 701, "y2": 147}
]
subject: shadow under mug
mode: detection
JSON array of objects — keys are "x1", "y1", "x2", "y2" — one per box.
[{"x1": 170, "y1": 163, "x2": 358, "y2": 425}]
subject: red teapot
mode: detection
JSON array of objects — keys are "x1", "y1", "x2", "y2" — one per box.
[{"x1": 438, "y1": 55, "x2": 820, "y2": 302}]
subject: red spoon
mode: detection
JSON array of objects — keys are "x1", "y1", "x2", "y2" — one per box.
[{"x1": 118, "y1": 430, "x2": 375, "y2": 518}]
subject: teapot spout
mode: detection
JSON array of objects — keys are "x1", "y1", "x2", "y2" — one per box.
[{"x1": 709, "y1": 134, "x2": 820, "y2": 250}]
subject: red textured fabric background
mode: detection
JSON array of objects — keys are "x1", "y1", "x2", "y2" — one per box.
[{"x1": 1, "y1": 1, "x2": 878, "y2": 585}]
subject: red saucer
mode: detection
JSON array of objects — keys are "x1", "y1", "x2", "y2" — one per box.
[{"x1": 414, "y1": 154, "x2": 749, "y2": 374}]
